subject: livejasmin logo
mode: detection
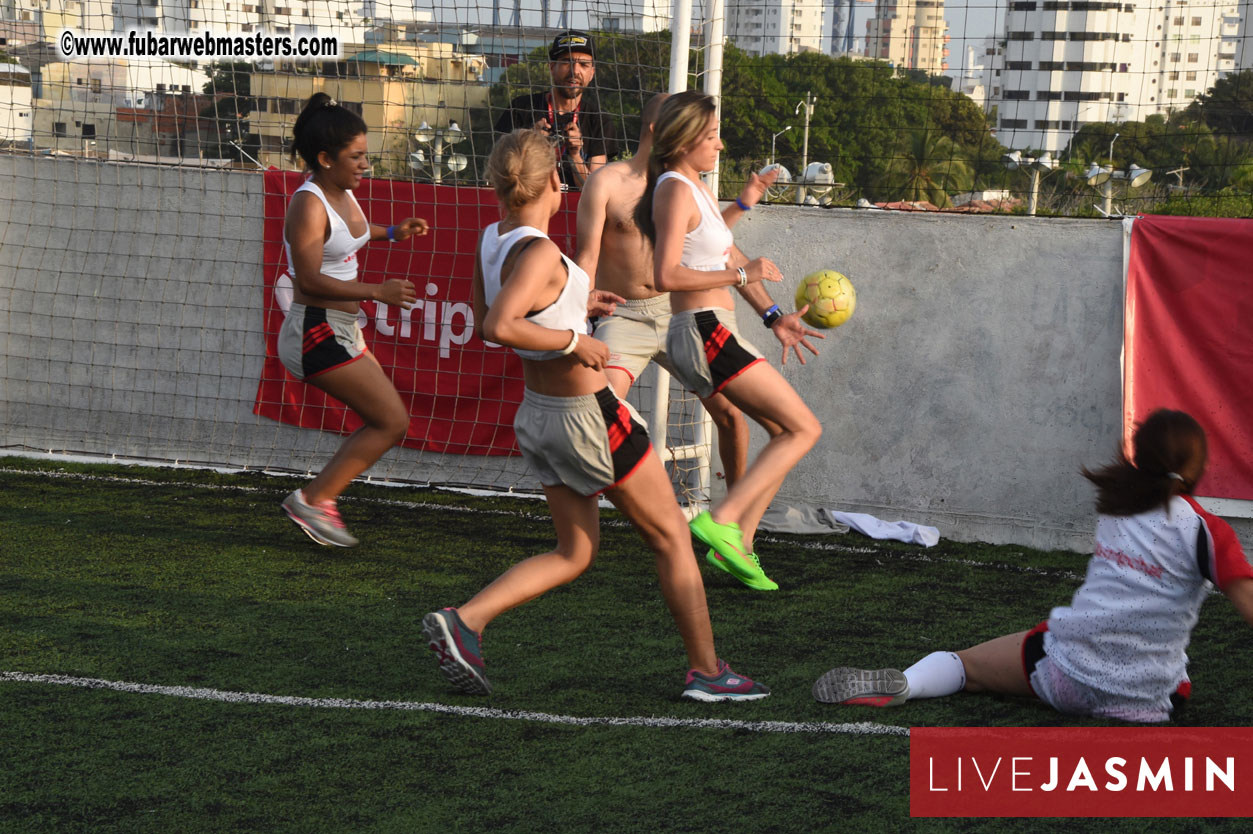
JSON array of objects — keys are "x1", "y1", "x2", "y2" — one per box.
[
  {"x1": 926, "y1": 754, "x2": 1235, "y2": 794},
  {"x1": 909, "y1": 728, "x2": 1253, "y2": 818}
]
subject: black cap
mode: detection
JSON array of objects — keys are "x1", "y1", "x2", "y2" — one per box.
[{"x1": 549, "y1": 30, "x2": 595, "y2": 60}]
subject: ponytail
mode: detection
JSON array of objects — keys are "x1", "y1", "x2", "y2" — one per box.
[
  {"x1": 631, "y1": 91, "x2": 718, "y2": 247},
  {"x1": 1082, "y1": 409, "x2": 1207, "y2": 516},
  {"x1": 290, "y1": 92, "x2": 367, "y2": 171}
]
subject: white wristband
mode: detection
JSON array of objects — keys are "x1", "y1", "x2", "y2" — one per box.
[
  {"x1": 736, "y1": 267, "x2": 748, "y2": 287},
  {"x1": 558, "y1": 329, "x2": 579, "y2": 356}
]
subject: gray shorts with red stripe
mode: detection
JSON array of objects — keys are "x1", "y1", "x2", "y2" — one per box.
[
  {"x1": 277, "y1": 303, "x2": 367, "y2": 380},
  {"x1": 664, "y1": 307, "x2": 765, "y2": 399}
]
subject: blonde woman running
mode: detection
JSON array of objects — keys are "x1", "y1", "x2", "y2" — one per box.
[
  {"x1": 421, "y1": 129, "x2": 769, "y2": 702},
  {"x1": 635, "y1": 91, "x2": 822, "y2": 591}
]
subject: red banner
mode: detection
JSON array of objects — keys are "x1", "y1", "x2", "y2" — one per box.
[
  {"x1": 1124, "y1": 215, "x2": 1253, "y2": 500},
  {"x1": 253, "y1": 171, "x2": 579, "y2": 456},
  {"x1": 911, "y1": 727, "x2": 1253, "y2": 817}
]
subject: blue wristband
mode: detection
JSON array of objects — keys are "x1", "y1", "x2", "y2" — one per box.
[
  {"x1": 762, "y1": 304, "x2": 783, "y2": 328},
  {"x1": 386, "y1": 225, "x2": 397, "y2": 242},
  {"x1": 735, "y1": 197, "x2": 752, "y2": 212}
]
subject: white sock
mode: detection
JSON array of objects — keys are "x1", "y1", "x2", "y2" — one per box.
[{"x1": 903, "y1": 651, "x2": 966, "y2": 699}]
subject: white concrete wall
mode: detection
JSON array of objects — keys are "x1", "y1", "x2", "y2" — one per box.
[{"x1": 1, "y1": 154, "x2": 1248, "y2": 551}]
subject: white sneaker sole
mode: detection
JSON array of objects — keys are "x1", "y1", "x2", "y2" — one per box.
[
  {"x1": 681, "y1": 688, "x2": 770, "y2": 703},
  {"x1": 813, "y1": 667, "x2": 909, "y2": 706}
]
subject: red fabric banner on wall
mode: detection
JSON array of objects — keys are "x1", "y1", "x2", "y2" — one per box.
[
  {"x1": 1125, "y1": 215, "x2": 1253, "y2": 501},
  {"x1": 253, "y1": 170, "x2": 579, "y2": 456}
]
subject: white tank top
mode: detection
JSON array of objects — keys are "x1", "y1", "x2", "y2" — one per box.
[
  {"x1": 479, "y1": 222, "x2": 590, "y2": 361},
  {"x1": 656, "y1": 170, "x2": 734, "y2": 271},
  {"x1": 284, "y1": 180, "x2": 371, "y2": 282}
]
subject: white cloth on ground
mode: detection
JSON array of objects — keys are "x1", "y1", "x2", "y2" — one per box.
[{"x1": 827, "y1": 510, "x2": 940, "y2": 547}]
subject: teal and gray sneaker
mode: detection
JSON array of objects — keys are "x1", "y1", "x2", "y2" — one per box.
[
  {"x1": 813, "y1": 667, "x2": 909, "y2": 707},
  {"x1": 422, "y1": 608, "x2": 491, "y2": 695},
  {"x1": 691, "y1": 510, "x2": 777, "y2": 590},
  {"x1": 682, "y1": 659, "x2": 771, "y2": 702}
]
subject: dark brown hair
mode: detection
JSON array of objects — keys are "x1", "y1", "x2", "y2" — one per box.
[
  {"x1": 290, "y1": 92, "x2": 368, "y2": 171},
  {"x1": 1082, "y1": 409, "x2": 1207, "y2": 516}
]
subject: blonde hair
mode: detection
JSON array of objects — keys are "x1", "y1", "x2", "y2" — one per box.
[
  {"x1": 633, "y1": 91, "x2": 717, "y2": 245},
  {"x1": 487, "y1": 130, "x2": 556, "y2": 210}
]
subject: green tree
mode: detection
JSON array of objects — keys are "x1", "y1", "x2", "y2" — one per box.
[
  {"x1": 199, "y1": 61, "x2": 257, "y2": 163},
  {"x1": 878, "y1": 131, "x2": 973, "y2": 207},
  {"x1": 1185, "y1": 69, "x2": 1253, "y2": 138}
]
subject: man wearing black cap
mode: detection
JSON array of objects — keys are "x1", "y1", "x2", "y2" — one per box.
[{"x1": 493, "y1": 30, "x2": 619, "y2": 190}]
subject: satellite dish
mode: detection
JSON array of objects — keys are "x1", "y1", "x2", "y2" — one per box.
[
  {"x1": 803, "y1": 161, "x2": 835, "y2": 196},
  {"x1": 759, "y1": 162, "x2": 792, "y2": 201}
]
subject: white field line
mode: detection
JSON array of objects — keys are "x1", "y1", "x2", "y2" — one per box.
[
  {"x1": 0, "y1": 467, "x2": 1086, "y2": 580},
  {"x1": 0, "y1": 671, "x2": 909, "y2": 737}
]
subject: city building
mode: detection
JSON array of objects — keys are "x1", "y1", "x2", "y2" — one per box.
[
  {"x1": 31, "y1": 57, "x2": 213, "y2": 155},
  {"x1": 863, "y1": 0, "x2": 949, "y2": 73},
  {"x1": 994, "y1": 1, "x2": 1243, "y2": 154},
  {"x1": 0, "y1": 61, "x2": 33, "y2": 145},
  {"x1": 250, "y1": 40, "x2": 487, "y2": 172},
  {"x1": 727, "y1": 0, "x2": 827, "y2": 57},
  {"x1": 591, "y1": 0, "x2": 671, "y2": 33}
]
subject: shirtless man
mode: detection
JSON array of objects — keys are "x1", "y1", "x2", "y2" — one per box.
[{"x1": 575, "y1": 93, "x2": 821, "y2": 489}]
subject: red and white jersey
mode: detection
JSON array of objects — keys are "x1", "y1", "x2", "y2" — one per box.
[{"x1": 1046, "y1": 496, "x2": 1253, "y2": 704}]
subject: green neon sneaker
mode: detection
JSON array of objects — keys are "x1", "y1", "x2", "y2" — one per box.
[
  {"x1": 690, "y1": 511, "x2": 777, "y2": 590},
  {"x1": 705, "y1": 549, "x2": 779, "y2": 591}
]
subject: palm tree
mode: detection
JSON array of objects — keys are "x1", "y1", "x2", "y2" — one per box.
[{"x1": 882, "y1": 130, "x2": 973, "y2": 208}]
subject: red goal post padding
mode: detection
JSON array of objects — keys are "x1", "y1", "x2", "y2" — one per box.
[
  {"x1": 1124, "y1": 214, "x2": 1253, "y2": 501},
  {"x1": 254, "y1": 170, "x2": 579, "y2": 456}
]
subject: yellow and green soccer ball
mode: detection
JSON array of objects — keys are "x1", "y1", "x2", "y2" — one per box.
[{"x1": 795, "y1": 270, "x2": 856, "y2": 328}]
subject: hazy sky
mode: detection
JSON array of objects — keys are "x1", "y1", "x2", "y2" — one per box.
[{"x1": 418, "y1": 1, "x2": 1008, "y2": 75}]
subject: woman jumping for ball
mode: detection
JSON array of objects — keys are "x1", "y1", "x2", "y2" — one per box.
[
  {"x1": 816, "y1": 409, "x2": 1253, "y2": 722},
  {"x1": 277, "y1": 93, "x2": 430, "y2": 547},
  {"x1": 634, "y1": 91, "x2": 822, "y2": 591},
  {"x1": 421, "y1": 129, "x2": 769, "y2": 702}
]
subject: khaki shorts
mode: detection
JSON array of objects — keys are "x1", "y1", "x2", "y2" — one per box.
[
  {"x1": 665, "y1": 307, "x2": 765, "y2": 399},
  {"x1": 278, "y1": 303, "x2": 367, "y2": 380},
  {"x1": 514, "y1": 387, "x2": 653, "y2": 496},
  {"x1": 592, "y1": 294, "x2": 678, "y2": 383}
]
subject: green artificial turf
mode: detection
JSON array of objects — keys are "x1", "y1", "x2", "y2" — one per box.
[{"x1": 2, "y1": 458, "x2": 1249, "y2": 833}]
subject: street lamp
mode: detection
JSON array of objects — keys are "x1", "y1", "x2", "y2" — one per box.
[
  {"x1": 769, "y1": 125, "x2": 792, "y2": 166},
  {"x1": 412, "y1": 120, "x2": 467, "y2": 183},
  {"x1": 1086, "y1": 160, "x2": 1151, "y2": 216},
  {"x1": 1002, "y1": 150, "x2": 1056, "y2": 216},
  {"x1": 794, "y1": 92, "x2": 816, "y2": 204}
]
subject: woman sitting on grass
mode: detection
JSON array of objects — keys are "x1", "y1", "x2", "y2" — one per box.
[
  {"x1": 421, "y1": 129, "x2": 769, "y2": 702},
  {"x1": 816, "y1": 409, "x2": 1253, "y2": 722}
]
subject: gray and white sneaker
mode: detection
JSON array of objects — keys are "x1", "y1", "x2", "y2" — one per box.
[
  {"x1": 813, "y1": 667, "x2": 909, "y2": 707},
  {"x1": 281, "y1": 489, "x2": 359, "y2": 547}
]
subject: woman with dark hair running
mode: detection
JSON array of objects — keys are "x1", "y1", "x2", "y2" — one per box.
[
  {"x1": 817, "y1": 409, "x2": 1253, "y2": 722},
  {"x1": 277, "y1": 92, "x2": 429, "y2": 547}
]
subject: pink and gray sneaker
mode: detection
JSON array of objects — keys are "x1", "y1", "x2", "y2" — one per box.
[
  {"x1": 682, "y1": 659, "x2": 770, "y2": 702},
  {"x1": 281, "y1": 489, "x2": 358, "y2": 547},
  {"x1": 812, "y1": 667, "x2": 909, "y2": 707},
  {"x1": 422, "y1": 608, "x2": 491, "y2": 695}
]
